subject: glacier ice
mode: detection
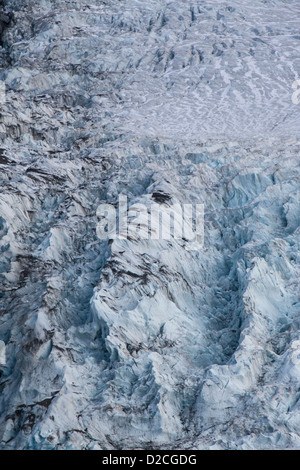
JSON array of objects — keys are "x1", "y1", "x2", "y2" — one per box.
[{"x1": 0, "y1": 0, "x2": 299, "y2": 450}]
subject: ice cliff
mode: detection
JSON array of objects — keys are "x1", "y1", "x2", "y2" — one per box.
[{"x1": 0, "y1": 0, "x2": 299, "y2": 449}]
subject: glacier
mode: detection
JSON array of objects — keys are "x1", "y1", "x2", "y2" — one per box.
[{"x1": 0, "y1": 0, "x2": 299, "y2": 450}]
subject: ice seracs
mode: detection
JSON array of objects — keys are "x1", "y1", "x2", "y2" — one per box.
[{"x1": 0, "y1": 0, "x2": 299, "y2": 450}]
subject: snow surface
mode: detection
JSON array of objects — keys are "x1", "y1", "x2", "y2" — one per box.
[{"x1": 0, "y1": 0, "x2": 299, "y2": 449}]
